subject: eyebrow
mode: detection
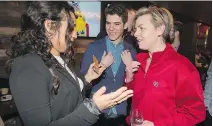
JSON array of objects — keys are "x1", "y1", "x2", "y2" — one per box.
[
  {"x1": 106, "y1": 21, "x2": 121, "y2": 24},
  {"x1": 137, "y1": 24, "x2": 144, "y2": 28}
]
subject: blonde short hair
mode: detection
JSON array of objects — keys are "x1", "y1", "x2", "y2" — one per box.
[{"x1": 133, "y1": 6, "x2": 174, "y2": 41}]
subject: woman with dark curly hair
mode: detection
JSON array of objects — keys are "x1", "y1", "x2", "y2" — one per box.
[{"x1": 6, "y1": 2, "x2": 133, "y2": 126}]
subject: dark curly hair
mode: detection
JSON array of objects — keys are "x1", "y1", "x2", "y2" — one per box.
[{"x1": 6, "y1": 1, "x2": 75, "y2": 74}]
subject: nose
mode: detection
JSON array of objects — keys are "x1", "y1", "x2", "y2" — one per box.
[
  {"x1": 134, "y1": 29, "x2": 139, "y2": 38},
  {"x1": 109, "y1": 24, "x2": 114, "y2": 31}
]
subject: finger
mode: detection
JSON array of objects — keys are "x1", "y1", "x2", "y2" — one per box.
[
  {"x1": 116, "y1": 93, "x2": 133, "y2": 104},
  {"x1": 106, "y1": 87, "x2": 128, "y2": 100},
  {"x1": 89, "y1": 62, "x2": 96, "y2": 69},
  {"x1": 125, "y1": 50, "x2": 130, "y2": 54},
  {"x1": 121, "y1": 51, "x2": 124, "y2": 56},
  {"x1": 132, "y1": 68, "x2": 139, "y2": 72},
  {"x1": 124, "y1": 50, "x2": 129, "y2": 55},
  {"x1": 92, "y1": 65, "x2": 100, "y2": 74},
  {"x1": 98, "y1": 66, "x2": 106, "y2": 74},
  {"x1": 132, "y1": 61, "x2": 141, "y2": 66},
  {"x1": 93, "y1": 86, "x2": 106, "y2": 97},
  {"x1": 112, "y1": 89, "x2": 133, "y2": 103},
  {"x1": 132, "y1": 65, "x2": 140, "y2": 69},
  {"x1": 142, "y1": 120, "x2": 149, "y2": 124}
]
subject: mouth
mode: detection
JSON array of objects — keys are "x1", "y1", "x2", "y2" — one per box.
[
  {"x1": 109, "y1": 33, "x2": 116, "y2": 35},
  {"x1": 137, "y1": 39, "x2": 143, "y2": 43}
]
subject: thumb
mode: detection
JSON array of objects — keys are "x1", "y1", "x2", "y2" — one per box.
[
  {"x1": 94, "y1": 86, "x2": 106, "y2": 97},
  {"x1": 132, "y1": 61, "x2": 141, "y2": 66}
]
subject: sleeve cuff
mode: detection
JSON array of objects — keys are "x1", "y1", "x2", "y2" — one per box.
[{"x1": 83, "y1": 98, "x2": 101, "y2": 116}]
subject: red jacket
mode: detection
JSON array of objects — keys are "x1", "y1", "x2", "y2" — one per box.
[{"x1": 125, "y1": 44, "x2": 206, "y2": 126}]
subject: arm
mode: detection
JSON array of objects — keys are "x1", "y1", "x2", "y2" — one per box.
[
  {"x1": 10, "y1": 57, "x2": 99, "y2": 126},
  {"x1": 204, "y1": 63, "x2": 212, "y2": 116},
  {"x1": 123, "y1": 48, "x2": 137, "y2": 90},
  {"x1": 154, "y1": 69, "x2": 206, "y2": 126}
]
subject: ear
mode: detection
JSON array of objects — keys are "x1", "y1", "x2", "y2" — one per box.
[
  {"x1": 124, "y1": 22, "x2": 128, "y2": 29},
  {"x1": 175, "y1": 31, "x2": 180, "y2": 36},
  {"x1": 156, "y1": 25, "x2": 165, "y2": 37},
  {"x1": 44, "y1": 19, "x2": 54, "y2": 34}
]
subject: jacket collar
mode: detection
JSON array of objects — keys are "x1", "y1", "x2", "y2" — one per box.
[{"x1": 136, "y1": 43, "x2": 174, "y2": 63}]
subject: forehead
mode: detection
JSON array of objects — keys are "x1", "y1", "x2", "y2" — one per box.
[
  {"x1": 135, "y1": 14, "x2": 152, "y2": 27},
  {"x1": 106, "y1": 14, "x2": 123, "y2": 23}
]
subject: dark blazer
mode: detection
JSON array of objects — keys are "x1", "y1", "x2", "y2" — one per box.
[
  {"x1": 80, "y1": 37, "x2": 136, "y2": 116},
  {"x1": 9, "y1": 54, "x2": 99, "y2": 126}
]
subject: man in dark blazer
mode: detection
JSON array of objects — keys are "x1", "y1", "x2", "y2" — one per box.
[{"x1": 80, "y1": 4, "x2": 136, "y2": 126}]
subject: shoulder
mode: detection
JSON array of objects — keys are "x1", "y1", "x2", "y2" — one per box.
[
  {"x1": 89, "y1": 38, "x2": 105, "y2": 46},
  {"x1": 11, "y1": 54, "x2": 50, "y2": 75},
  {"x1": 170, "y1": 51, "x2": 198, "y2": 78},
  {"x1": 85, "y1": 38, "x2": 105, "y2": 52}
]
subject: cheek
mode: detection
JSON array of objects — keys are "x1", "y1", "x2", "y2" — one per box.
[
  {"x1": 70, "y1": 30, "x2": 77, "y2": 41},
  {"x1": 143, "y1": 30, "x2": 157, "y2": 44},
  {"x1": 115, "y1": 26, "x2": 124, "y2": 33},
  {"x1": 58, "y1": 31, "x2": 67, "y2": 51},
  {"x1": 105, "y1": 24, "x2": 109, "y2": 30}
]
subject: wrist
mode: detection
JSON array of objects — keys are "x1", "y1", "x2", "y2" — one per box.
[
  {"x1": 100, "y1": 62, "x2": 107, "y2": 69},
  {"x1": 125, "y1": 66, "x2": 133, "y2": 74},
  {"x1": 125, "y1": 76, "x2": 133, "y2": 83},
  {"x1": 85, "y1": 74, "x2": 92, "y2": 83},
  {"x1": 125, "y1": 70, "x2": 134, "y2": 83}
]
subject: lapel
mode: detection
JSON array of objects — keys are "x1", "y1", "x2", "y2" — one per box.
[{"x1": 54, "y1": 63, "x2": 81, "y2": 93}]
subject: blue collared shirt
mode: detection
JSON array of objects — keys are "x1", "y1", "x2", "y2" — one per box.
[
  {"x1": 106, "y1": 36, "x2": 124, "y2": 77},
  {"x1": 105, "y1": 36, "x2": 124, "y2": 117}
]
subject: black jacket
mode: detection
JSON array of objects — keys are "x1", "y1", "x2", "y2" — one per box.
[{"x1": 9, "y1": 54, "x2": 99, "y2": 126}]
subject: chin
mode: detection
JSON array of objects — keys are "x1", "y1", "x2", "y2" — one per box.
[
  {"x1": 138, "y1": 43, "x2": 146, "y2": 50},
  {"x1": 108, "y1": 36, "x2": 119, "y2": 41}
]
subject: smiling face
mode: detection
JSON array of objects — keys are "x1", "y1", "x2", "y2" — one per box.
[{"x1": 105, "y1": 14, "x2": 125, "y2": 43}]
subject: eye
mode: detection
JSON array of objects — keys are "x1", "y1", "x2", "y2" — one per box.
[
  {"x1": 140, "y1": 27, "x2": 145, "y2": 31},
  {"x1": 115, "y1": 23, "x2": 120, "y2": 26}
]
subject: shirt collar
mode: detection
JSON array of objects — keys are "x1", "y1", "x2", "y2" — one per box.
[
  {"x1": 137, "y1": 43, "x2": 174, "y2": 63},
  {"x1": 106, "y1": 36, "x2": 123, "y2": 47}
]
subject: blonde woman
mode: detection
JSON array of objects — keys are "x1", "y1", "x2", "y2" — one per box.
[{"x1": 121, "y1": 6, "x2": 206, "y2": 126}]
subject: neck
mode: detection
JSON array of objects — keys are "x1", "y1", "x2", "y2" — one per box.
[
  {"x1": 111, "y1": 36, "x2": 123, "y2": 45},
  {"x1": 148, "y1": 39, "x2": 166, "y2": 58},
  {"x1": 50, "y1": 47, "x2": 60, "y2": 56}
]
